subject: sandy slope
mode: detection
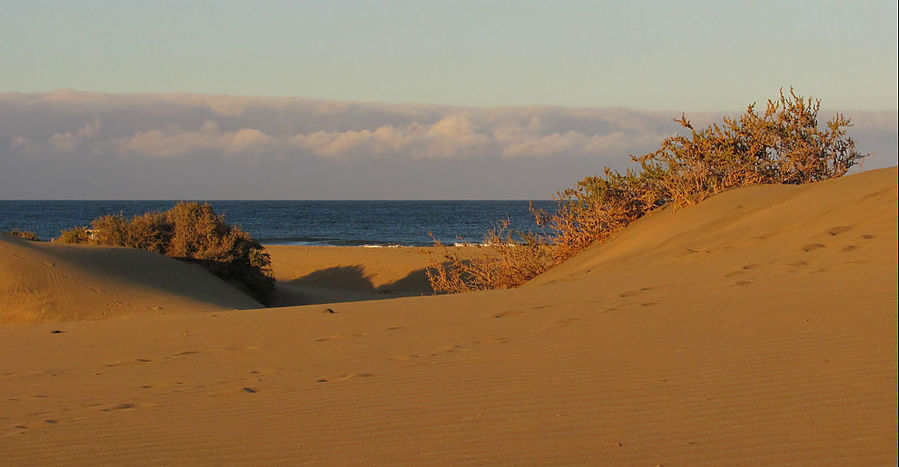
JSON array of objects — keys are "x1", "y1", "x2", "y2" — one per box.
[
  {"x1": 266, "y1": 245, "x2": 481, "y2": 306},
  {"x1": 0, "y1": 238, "x2": 261, "y2": 324},
  {"x1": 266, "y1": 245, "x2": 436, "y2": 306},
  {"x1": 1, "y1": 168, "x2": 896, "y2": 464}
]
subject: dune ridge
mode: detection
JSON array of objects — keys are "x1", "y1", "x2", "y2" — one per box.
[
  {"x1": 0, "y1": 168, "x2": 896, "y2": 464},
  {"x1": 0, "y1": 237, "x2": 261, "y2": 324}
]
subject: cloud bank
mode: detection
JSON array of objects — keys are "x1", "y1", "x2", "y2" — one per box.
[{"x1": 1, "y1": 90, "x2": 896, "y2": 199}]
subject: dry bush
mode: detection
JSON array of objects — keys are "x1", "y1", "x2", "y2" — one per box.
[
  {"x1": 637, "y1": 89, "x2": 865, "y2": 205},
  {"x1": 164, "y1": 202, "x2": 273, "y2": 303},
  {"x1": 57, "y1": 226, "x2": 91, "y2": 244},
  {"x1": 3, "y1": 229, "x2": 40, "y2": 241},
  {"x1": 535, "y1": 168, "x2": 667, "y2": 264},
  {"x1": 428, "y1": 90, "x2": 866, "y2": 293},
  {"x1": 55, "y1": 202, "x2": 274, "y2": 304},
  {"x1": 126, "y1": 211, "x2": 171, "y2": 253},
  {"x1": 89, "y1": 214, "x2": 129, "y2": 246},
  {"x1": 426, "y1": 220, "x2": 554, "y2": 293}
]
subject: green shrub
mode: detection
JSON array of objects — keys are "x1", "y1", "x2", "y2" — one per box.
[
  {"x1": 3, "y1": 229, "x2": 40, "y2": 241},
  {"x1": 55, "y1": 202, "x2": 274, "y2": 304},
  {"x1": 428, "y1": 90, "x2": 867, "y2": 293}
]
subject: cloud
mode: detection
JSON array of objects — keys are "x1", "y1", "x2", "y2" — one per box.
[
  {"x1": 12, "y1": 120, "x2": 101, "y2": 154},
  {"x1": 1, "y1": 91, "x2": 895, "y2": 199},
  {"x1": 1, "y1": 92, "x2": 678, "y2": 160},
  {"x1": 115, "y1": 121, "x2": 272, "y2": 157}
]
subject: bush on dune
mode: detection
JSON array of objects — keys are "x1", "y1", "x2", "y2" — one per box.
[
  {"x1": 58, "y1": 202, "x2": 274, "y2": 304},
  {"x1": 3, "y1": 229, "x2": 40, "y2": 241},
  {"x1": 426, "y1": 219, "x2": 555, "y2": 292},
  {"x1": 428, "y1": 90, "x2": 867, "y2": 293}
]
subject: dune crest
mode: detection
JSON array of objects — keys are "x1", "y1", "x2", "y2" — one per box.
[{"x1": 0, "y1": 237, "x2": 261, "y2": 324}]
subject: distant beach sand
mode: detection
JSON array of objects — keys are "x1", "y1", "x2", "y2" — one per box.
[{"x1": 1, "y1": 168, "x2": 896, "y2": 464}]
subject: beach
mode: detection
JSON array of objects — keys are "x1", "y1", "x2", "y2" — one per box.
[{"x1": 1, "y1": 168, "x2": 896, "y2": 464}]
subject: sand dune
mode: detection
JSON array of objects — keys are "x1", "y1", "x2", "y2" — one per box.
[
  {"x1": 266, "y1": 244, "x2": 436, "y2": 306},
  {"x1": 0, "y1": 237, "x2": 261, "y2": 324},
  {"x1": 1, "y1": 168, "x2": 896, "y2": 464},
  {"x1": 266, "y1": 245, "x2": 482, "y2": 306}
]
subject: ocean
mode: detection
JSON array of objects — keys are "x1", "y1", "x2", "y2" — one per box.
[{"x1": 0, "y1": 200, "x2": 557, "y2": 247}]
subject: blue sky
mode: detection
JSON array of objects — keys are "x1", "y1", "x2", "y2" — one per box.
[{"x1": 2, "y1": 0, "x2": 897, "y2": 110}]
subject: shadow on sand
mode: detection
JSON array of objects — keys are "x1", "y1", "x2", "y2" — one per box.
[{"x1": 269, "y1": 265, "x2": 434, "y2": 307}]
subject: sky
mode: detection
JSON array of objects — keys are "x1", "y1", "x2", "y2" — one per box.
[{"x1": 1, "y1": 1, "x2": 897, "y2": 199}]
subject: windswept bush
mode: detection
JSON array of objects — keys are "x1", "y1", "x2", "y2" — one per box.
[
  {"x1": 3, "y1": 229, "x2": 40, "y2": 241},
  {"x1": 425, "y1": 220, "x2": 554, "y2": 292},
  {"x1": 57, "y1": 202, "x2": 274, "y2": 304},
  {"x1": 428, "y1": 90, "x2": 867, "y2": 293},
  {"x1": 637, "y1": 89, "x2": 866, "y2": 206},
  {"x1": 57, "y1": 226, "x2": 91, "y2": 244}
]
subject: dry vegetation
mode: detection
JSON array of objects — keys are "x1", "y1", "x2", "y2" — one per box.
[
  {"x1": 427, "y1": 90, "x2": 867, "y2": 293},
  {"x1": 2, "y1": 229, "x2": 40, "y2": 241},
  {"x1": 57, "y1": 202, "x2": 274, "y2": 304}
]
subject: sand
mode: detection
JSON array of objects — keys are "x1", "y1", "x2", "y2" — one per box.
[
  {"x1": 0, "y1": 238, "x2": 261, "y2": 324},
  {"x1": 266, "y1": 245, "x2": 443, "y2": 306},
  {"x1": 1, "y1": 168, "x2": 896, "y2": 464}
]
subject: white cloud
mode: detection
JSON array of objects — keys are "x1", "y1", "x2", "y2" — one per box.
[
  {"x1": 11, "y1": 120, "x2": 101, "y2": 154},
  {"x1": 115, "y1": 121, "x2": 273, "y2": 157},
  {"x1": 1, "y1": 92, "x2": 682, "y2": 160},
  {"x1": 1, "y1": 91, "x2": 894, "y2": 198}
]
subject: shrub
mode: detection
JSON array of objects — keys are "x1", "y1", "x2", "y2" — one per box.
[
  {"x1": 57, "y1": 226, "x2": 91, "y2": 244},
  {"x1": 90, "y1": 214, "x2": 129, "y2": 246},
  {"x1": 428, "y1": 90, "x2": 866, "y2": 293},
  {"x1": 637, "y1": 89, "x2": 866, "y2": 206},
  {"x1": 3, "y1": 229, "x2": 40, "y2": 241},
  {"x1": 55, "y1": 202, "x2": 274, "y2": 304},
  {"x1": 426, "y1": 220, "x2": 554, "y2": 293},
  {"x1": 126, "y1": 211, "x2": 171, "y2": 253}
]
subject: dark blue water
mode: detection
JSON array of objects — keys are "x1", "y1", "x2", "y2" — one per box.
[{"x1": 0, "y1": 200, "x2": 556, "y2": 246}]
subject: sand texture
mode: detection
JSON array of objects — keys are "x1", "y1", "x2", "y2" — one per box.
[
  {"x1": 1, "y1": 168, "x2": 896, "y2": 464},
  {"x1": 0, "y1": 238, "x2": 261, "y2": 324},
  {"x1": 267, "y1": 245, "x2": 436, "y2": 306}
]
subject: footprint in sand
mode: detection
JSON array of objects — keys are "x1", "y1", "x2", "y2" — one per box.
[
  {"x1": 316, "y1": 373, "x2": 374, "y2": 383},
  {"x1": 493, "y1": 310, "x2": 525, "y2": 319},
  {"x1": 827, "y1": 225, "x2": 852, "y2": 236},
  {"x1": 726, "y1": 264, "x2": 760, "y2": 277},
  {"x1": 314, "y1": 333, "x2": 363, "y2": 342},
  {"x1": 802, "y1": 243, "x2": 826, "y2": 252},
  {"x1": 100, "y1": 403, "x2": 137, "y2": 412}
]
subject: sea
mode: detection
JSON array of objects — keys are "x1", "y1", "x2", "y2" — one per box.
[{"x1": 0, "y1": 200, "x2": 557, "y2": 247}]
